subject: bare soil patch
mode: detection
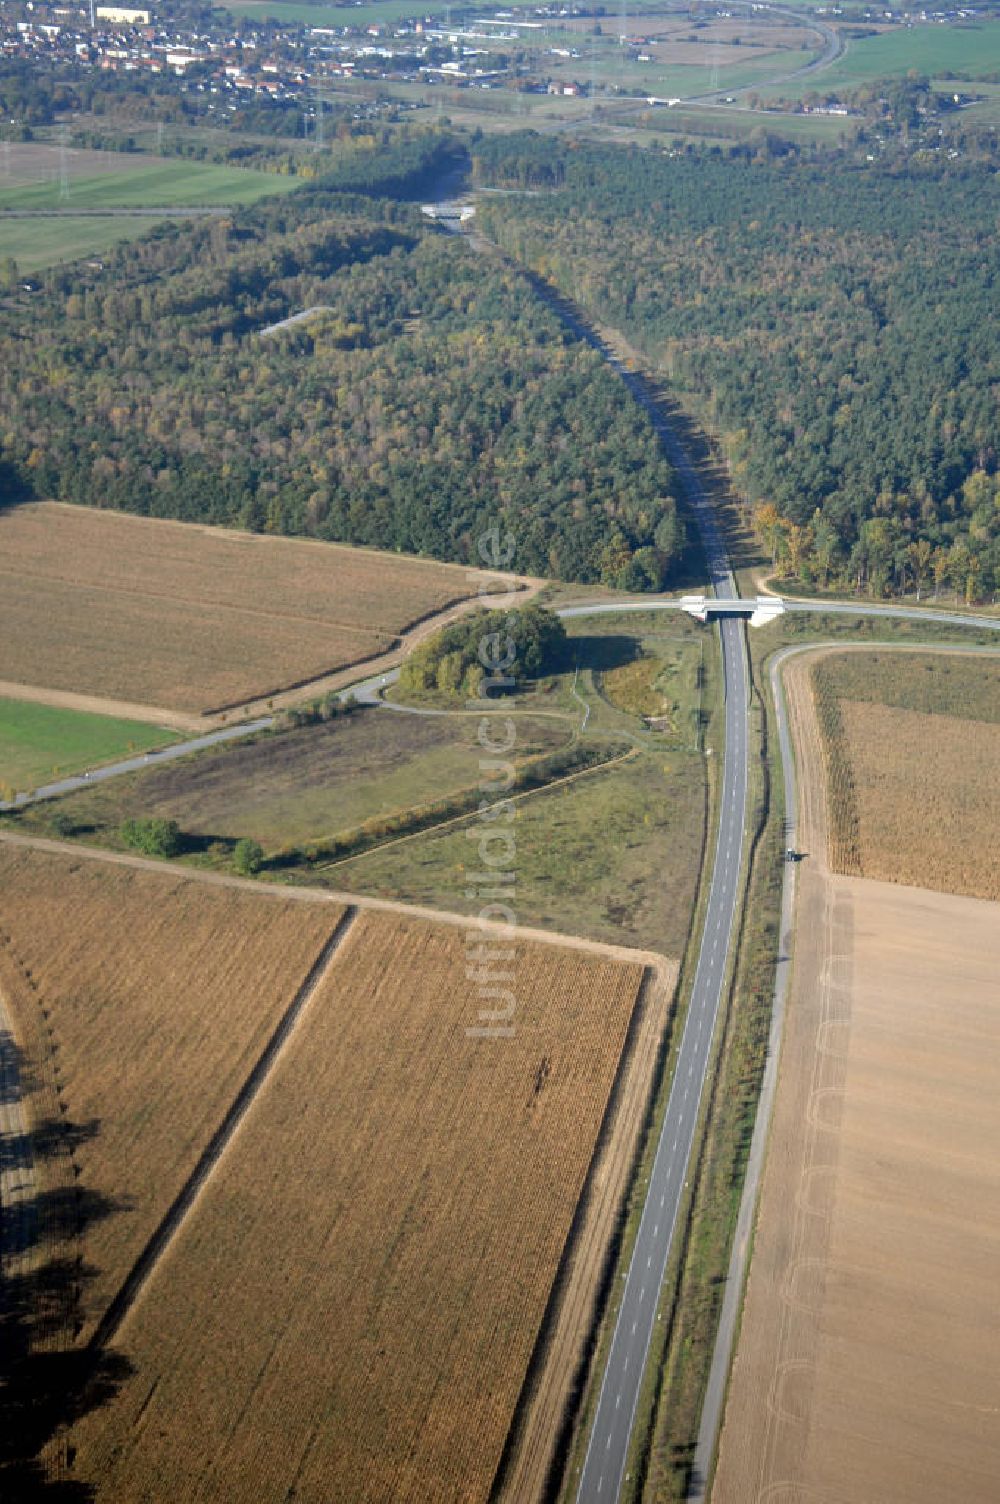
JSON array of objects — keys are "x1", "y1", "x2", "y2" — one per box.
[
  {"x1": 711, "y1": 651, "x2": 1000, "y2": 1504},
  {"x1": 0, "y1": 503, "x2": 523, "y2": 718},
  {"x1": 61, "y1": 909, "x2": 653, "y2": 1503}
]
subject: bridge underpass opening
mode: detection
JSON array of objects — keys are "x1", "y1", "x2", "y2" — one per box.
[{"x1": 678, "y1": 595, "x2": 785, "y2": 628}]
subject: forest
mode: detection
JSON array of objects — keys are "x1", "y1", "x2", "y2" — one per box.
[
  {"x1": 473, "y1": 136, "x2": 1000, "y2": 601},
  {"x1": 0, "y1": 147, "x2": 683, "y2": 590}
]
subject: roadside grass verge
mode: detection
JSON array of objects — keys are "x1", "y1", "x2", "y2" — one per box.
[{"x1": 754, "y1": 610, "x2": 1000, "y2": 654}]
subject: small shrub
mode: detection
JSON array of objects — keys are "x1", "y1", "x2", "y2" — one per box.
[
  {"x1": 49, "y1": 811, "x2": 74, "y2": 839},
  {"x1": 233, "y1": 838, "x2": 264, "y2": 877},
  {"x1": 120, "y1": 816, "x2": 182, "y2": 858}
]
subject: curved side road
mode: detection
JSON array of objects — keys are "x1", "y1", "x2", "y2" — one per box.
[{"x1": 3, "y1": 604, "x2": 996, "y2": 814}]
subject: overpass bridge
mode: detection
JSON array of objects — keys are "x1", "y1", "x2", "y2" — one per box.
[
  {"x1": 679, "y1": 593, "x2": 785, "y2": 627},
  {"x1": 420, "y1": 202, "x2": 476, "y2": 223}
]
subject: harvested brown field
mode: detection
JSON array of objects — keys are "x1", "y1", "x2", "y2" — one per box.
[
  {"x1": 712, "y1": 651, "x2": 1000, "y2": 1504},
  {"x1": 0, "y1": 142, "x2": 159, "y2": 189},
  {"x1": 62, "y1": 908, "x2": 650, "y2": 1504},
  {"x1": 813, "y1": 648, "x2": 1000, "y2": 899},
  {"x1": 0, "y1": 502, "x2": 515, "y2": 718},
  {"x1": 0, "y1": 842, "x2": 342, "y2": 1338}
]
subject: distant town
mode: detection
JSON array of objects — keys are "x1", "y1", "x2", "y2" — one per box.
[{"x1": 1, "y1": 0, "x2": 991, "y2": 106}]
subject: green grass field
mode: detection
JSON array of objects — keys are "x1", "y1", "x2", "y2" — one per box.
[
  {"x1": 765, "y1": 20, "x2": 1000, "y2": 100},
  {"x1": 0, "y1": 214, "x2": 176, "y2": 273},
  {"x1": 545, "y1": 47, "x2": 816, "y2": 99},
  {"x1": 0, "y1": 699, "x2": 179, "y2": 794},
  {"x1": 626, "y1": 101, "x2": 857, "y2": 144},
  {"x1": 217, "y1": 0, "x2": 446, "y2": 26},
  {"x1": 0, "y1": 160, "x2": 299, "y2": 212}
]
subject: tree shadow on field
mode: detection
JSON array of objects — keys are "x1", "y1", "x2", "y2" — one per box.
[
  {"x1": 570, "y1": 634, "x2": 640, "y2": 674},
  {"x1": 1, "y1": 1041, "x2": 134, "y2": 1501}
]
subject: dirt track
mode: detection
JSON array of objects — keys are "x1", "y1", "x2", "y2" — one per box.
[
  {"x1": 0, "y1": 829, "x2": 665, "y2": 970},
  {"x1": 711, "y1": 652, "x2": 1000, "y2": 1503}
]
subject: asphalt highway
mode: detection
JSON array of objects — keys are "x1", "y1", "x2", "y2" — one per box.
[
  {"x1": 575, "y1": 610, "x2": 748, "y2": 1503},
  {"x1": 572, "y1": 392, "x2": 751, "y2": 1498},
  {"x1": 535, "y1": 269, "x2": 759, "y2": 1504}
]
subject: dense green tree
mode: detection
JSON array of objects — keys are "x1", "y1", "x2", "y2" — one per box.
[
  {"x1": 233, "y1": 837, "x2": 264, "y2": 876},
  {"x1": 400, "y1": 604, "x2": 567, "y2": 699},
  {"x1": 120, "y1": 817, "x2": 182, "y2": 857}
]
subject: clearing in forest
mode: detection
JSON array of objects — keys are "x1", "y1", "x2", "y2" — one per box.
[{"x1": 0, "y1": 503, "x2": 516, "y2": 720}]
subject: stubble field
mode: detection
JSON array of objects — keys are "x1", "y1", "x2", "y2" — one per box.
[
  {"x1": 712, "y1": 649, "x2": 1000, "y2": 1504},
  {"x1": 0, "y1": 503, "x2": 507, "y2": 719},
  {"x1": 1, "y1": 839, "x2": 663, "y2": 1501},
  {"x1": 0, "y1": 841, "x2": 342, "y2": 1337},
  {"x1": 53, "y1": 903, "x2": 648, "y2": 1502},
  {"x1": 812, "y1": 649, "x2": 1000, "y2": 899}
]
